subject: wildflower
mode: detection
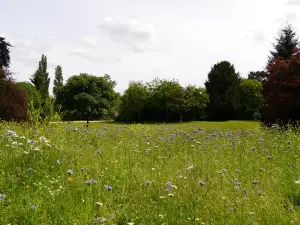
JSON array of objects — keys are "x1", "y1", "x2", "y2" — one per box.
[
  {"x1": 67, "y1": 177, "x2": 73, "y2": 183},
  {"x1": 235, "y1": 168, "x2": 240, "y2": 173},
  {"x1": 159, "y1": 196, "x2": 166, "y2": 199},
  {"x1": 0, "y1": 193, "x2": 6, "y2": 201},
  {"x1": 166, "y1": 182, "x2": 173, "y2": 191},
  {"x1": 249, "y1": 211, "x2": 255, "y2": 215},
  {"x1": 259, "y1": 168, "x2": 264, "y2": 172},
  {"x1": 104, "y1": 184, "x2": 112, "y2": 191},
  {"x1": 27, "y1": 139, "x2": 34, "y2": 144},
  {"x1": 26, "y1": 185, "x2": 31, "y2": 189},
  {"x1": 295, "y1": 180, "x2": 300, "y2": 184},
  {"x1": 56, "y1": 160, "x2": 60, "y2": 165},
  {"x1": 31, "y1": 205, "x2": 37, "y2": 210},
  {"x1": 252, "y1": 180, "x2": 259, "y2": 184},
  {"x1": 128, "y1": 222, "x2": 134, "y2": 225},
  {"x1": 267, "y1": 155, "x2": 272, "y2": 159},
  {"x1": 199, "y1": 179, "x2": 205, "y2": 186},
  {"x1": 28, "y1": 168, "x2": 33, "y2": 172},
  {"x1": 84, "y1": 179, "x2": 97, "y2": 185},
  {"x1": 97, "y1": 150, "x2": 103, "y2": 154},
  {"x1": 96, "y1": 202, "x2": 103, "y2": 206},
  {"x1": 168, "y1": 193, "x2": 174, "y2": 197},
  {"x1": 187, "y1": 165, "x2": 194, "y2": 170},
  {"x1": 96, "y1": 217, "x2": 106, "y2": 223},
  {"x1": 67, "y1": 169, "x2": 73, "y2": 175},
  {"x1": 288, "y1": 207, "x2": 294, "y2": 213},
  {"x1": 145, "y1": 181, "x2": 151, "y2": 185},
  {"x1": 151, "y1": 168, "x2": 156, "y2": 171}
]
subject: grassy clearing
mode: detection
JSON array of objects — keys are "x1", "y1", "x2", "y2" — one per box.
[{"x1": 0, "y1": 121, "x2": 300, "y2": 224}]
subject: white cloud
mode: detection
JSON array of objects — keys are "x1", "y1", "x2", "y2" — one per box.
[
  {"x1": 78, "y1": 37, "x2": 97, "y2": 48},
  {"x1": 286, "y1": 0, "x2": 300, "y2": 6},
  {"x1": 69, "y1": 48, "x2": 121, "y2": 63},
  {"x1": 98, "y1": 17, "x2": 157, "y2": 53}
]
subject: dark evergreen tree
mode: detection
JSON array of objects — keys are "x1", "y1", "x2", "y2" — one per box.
[
  {"x1": 30, "y1": 54, "x2": 50, "y2": 100},
  {"x1": 0, "y1": 37, "x2": 12, "y2": 69},
  {"x1": 205, "y1": 61, "x2": 241, "y2": 121},
  {"x1": 267, "y1": 24, "x2": 299, "y2": 67},
  {"x1": 53, "y1": 65, "x2": 63, "y2": 98},
  {"x1": 248, "y1": 71, "x2": 268, "y2": 83}
]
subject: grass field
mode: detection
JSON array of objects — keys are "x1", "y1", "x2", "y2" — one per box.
[{"x1": 0, "y1": 121, "x2": 300, "y2": 224}]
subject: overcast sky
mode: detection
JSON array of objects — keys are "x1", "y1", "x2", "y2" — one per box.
[{"x1": 1, "y1": 0, "x2": 299, "y2": 94}]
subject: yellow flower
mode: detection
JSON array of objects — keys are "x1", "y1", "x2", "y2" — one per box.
[
  {"x1": 67, "y1": 177, "x2": 73, "y2": 183},
  {"x1": 26, "y1": 185, "x2": 31, "y2": 189}
]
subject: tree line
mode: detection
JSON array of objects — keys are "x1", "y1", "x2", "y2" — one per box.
[{"x1": 0, "y1": 23, "x2": 299, "y2": 126}]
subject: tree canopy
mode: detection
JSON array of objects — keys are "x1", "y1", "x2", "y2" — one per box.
[
  {"x1": 205, "y1": 61, "x2": 241, "y2": 121},
  {"x1": 57, "y1": 73, "x2": 116, "y2": 125}
]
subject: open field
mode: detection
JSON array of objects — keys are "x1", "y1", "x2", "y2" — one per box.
[{"x1": 0, "y1": 121, "x2": 300, "y2": 224}]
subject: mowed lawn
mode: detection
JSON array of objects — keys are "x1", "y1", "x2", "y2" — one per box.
[{"x1": 0, "y1": 121, "x2": 299, "y2": 225}]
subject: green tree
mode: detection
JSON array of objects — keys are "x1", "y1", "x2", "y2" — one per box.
[
  {"x1": 30, "y1": 54, "x2": 50, "y2": 100},
  {"x1": 53, "y1": 65, "x2": 63, "y2": 98},
  {"x1": 15, "y1": 82, "x2": 42, "y2": 109},
  {"x1": 57, "y1": 73, "x2": 116, "y2": 126},
  {"x1": 150, "y1": 79, "x2": 185, "y2": 122},
  {"x1": 268, "y1": 24, "x2": 299, "y2": 67},
  {"x1": 119, "y1": 81, "x2": 149, "y2": 121},
  {"x1": 205, "y1": 61, "x2": 241, "y2": 121},
  {"x1": 184, "y1": 85, "x2": 209, "y2": 121},
  {"x1": 0, "y1": 37, "x2": 12, "y2": 70},
  {"x1": 237, "y1": 79, "x2": 263, "y2": 120}
]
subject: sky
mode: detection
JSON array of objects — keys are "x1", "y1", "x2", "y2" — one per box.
[{"x1": 1, "y1": 0, "x2": 300, "y2": 94}]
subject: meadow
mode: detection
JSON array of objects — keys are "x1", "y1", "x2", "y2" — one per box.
[{"x1": 0, "y1": 121, "x2": 300, "y2": 225}]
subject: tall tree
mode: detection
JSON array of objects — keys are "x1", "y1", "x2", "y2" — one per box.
[
  {"x1": 30, "y1": 54, "x2": 50, "y2": 100},
  {"x1": 184, "y1": 85, "x2": 209, "y2": 121},
  {"x1": 262, "y1": 49, "x2": 300, "y2": 126},
  {"x1": 268, "y1": 24, "x2": 299, "y2": 67},
  {"x1": 119, "y1": 81, "x2": 149, "y2": 121},
  {"x1": 0, "y1": 37, "x2": 13, "y2": 81},
  {"x1": 205, "y1": 61, "x2": 241, "y2": 121},
  {"x1": 57, "y1": 73, "x2": 116, "y2": 126},
  {"x1": 0, "y1": 37, "x2": 12, "y2": 69},
  {"x1": 53, "y1": 65, "x2": 63, "y2": 98},
  {"x1": 237, "y1": 79, "x2": 263, "y2": 120},
  {"x1": 15, "y1": 82, "x2": 42, "y2": 110}
]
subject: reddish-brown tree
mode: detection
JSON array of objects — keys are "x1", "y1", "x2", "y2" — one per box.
[
  {"x1": 0, "y1": 69, "x2": 29, "y2": 121},
  {"x1": 262, "y1": 49, "x2": 300, "y2": 126}
]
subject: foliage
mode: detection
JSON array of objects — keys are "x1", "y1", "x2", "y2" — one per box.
[
  {"x1": 15, "y1": 82, "x2": 42, "y2": 110},
  {"x1": 57, "y1": 73, "x2": 116, "y2": 124},
  {"x1": 0, "y1": 76, "x2": 28, "y2": 121},
  {"x1": 30, "y1": 54, "x2": 50, "y2": 101},
  {"x1": 184, "y1": 85, "x2": 209, "y2": 121},
  {"x1": 53, "y1": 65, "x2": 63, "y2": 98},
  {"x1": 205, "y1": 61, "x2": 241, "y2": 121},
  {"x1": 0, "y1": 122, "x2": 300, "y2": 224},
  {"x1": 237, "y1": 79, "x2": 263, "y2": 120},
  {"x1": 262, "y1": 49, "x2": 300, "y2": 126},
  {"x1": 248, "y1": 71, "x2": 268, "y2": 83},
  {"x1": 119, "y1": 81, "x2": 149, "y2": 121},
  {"x1": 0, "y1": 37, "x2": 12, "y2": 70},
  {"x1": 267, "y1": 24, "x2": 299, "y2": 67}
]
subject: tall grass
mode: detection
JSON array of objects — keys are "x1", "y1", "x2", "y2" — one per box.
[{"x1": 0, "y1": 121, "x2": 299, "y2": 224}]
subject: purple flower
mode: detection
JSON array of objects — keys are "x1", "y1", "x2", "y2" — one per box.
[
  {"x1": 67, "y1": 169, "x2": 73, "y2": 175},
  {"x1": 104, "y1": 184, "x2": 112, "y2": 191}
]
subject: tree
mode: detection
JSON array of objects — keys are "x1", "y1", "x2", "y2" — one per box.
[
  {"x1": 184, "y1": 85, "x2": 209, "y2": 121},
  {"x1": 262, "y1": 49, "x2": 300, "y2": 126},
  {"x1": 248, "y1": 71, "x2": 268, "y2": 83},
  {"x1": 30, "y1": 54, "x2": 50, "y2": 100},
  {"x1": 237, "y1": 79, "x2": 263, "y2": 120},
  {"x1": 149, "y1": 79, "x2": 185, "y2": 122},
  {"x1": 0, "y1": 75, "x2": 28, "y2": 121},
  {"x1": 268, "y1": 24, "x2": 299, "y2": 67},
  {"x1": 119, "y1": 81, "x2": 149, "y2": 121},
  {"x1": 57, "y1": 73, "x2": 116, "y2": 126},
  {"x1": 53, "y1": 65, "x2": 63, "y2": 98},
  {"x1": 205, "y1": 61, "x2": 241, "y2": 121},
  {"x1": 0, "y1": 37, "x2": 12, "y2": 70},
  {"x1": 15, "y1": 82, "x2": 42, "y2": 109}
]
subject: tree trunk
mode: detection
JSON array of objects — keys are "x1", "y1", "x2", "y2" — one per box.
[
  {"x1": 180, "y1": 111, "x2": 183, "y2": 123},
  {"x1": 193, "y1": 107, "x2": 196, "y2": 121},
  {"x1": 86, "y1": 115, "x2": 89, "y2": 128}
]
